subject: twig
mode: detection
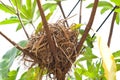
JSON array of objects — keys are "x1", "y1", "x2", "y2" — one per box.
[
  {"x1": 79, "y1": 0, "x2": 82, "y2": 23},
  {"x1": 76, "y1": 0, "x2": 98, "y2": 53},
  {"x1": 30, "y1": 21, "x2": 36, "y2": 30},
  {"x1": 15, "y1": 0, "x2": 29, "y2": 39},
  {"x1": 67, "y1": 0, "x2": 80, "y2": 17},
  {"x1": 92, "y1": 6, "x2": 117, "y2": 38},
  {"x1": 57, "y1": 1, "x2": 69, "y2": 27},
  {"x1": 36, "y1": 0, "x2": 57, "y2": 57},
  {"x1": 0, "y1": 31, "x2": 24, "y2": 51},
  {"x1": 107, "y1": 12, "x2": 117, "y2": 47}
]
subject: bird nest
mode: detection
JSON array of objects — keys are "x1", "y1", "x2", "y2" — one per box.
[{"x1": 23, "y1": 21, "x2": 78, "y2": 80}]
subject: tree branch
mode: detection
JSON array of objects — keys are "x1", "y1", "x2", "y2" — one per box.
[
  {"x1": 0, "y1": 31, "x2": 24, "y2": 51},
  {"x1": 36, "y1": 0, "x2": 57, "y2": 56},
  {"x1": 57, "y1": 1, "x2": 69, "y2": 27},
  {"x1": 79, "y1": 0, "x2": 82, "y2": 23},
  {"x1": 107, "y1": 12, "x2": 117, "y2": 47},
  {"x1": 15, "y1": 0, "x2": 29, "y2": 39},
  {"x1": 76, "y1": 0, "x2": 98, "y2": 53},
  {"x1": 67, "y1": 0, "x2": 80, "y2": 17}
]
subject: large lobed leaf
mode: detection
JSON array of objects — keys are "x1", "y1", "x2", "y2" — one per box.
[{"x1": 0, "y1": 40, "x2": 27, "y2": 79}]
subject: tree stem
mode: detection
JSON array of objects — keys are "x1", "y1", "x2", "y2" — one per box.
[
  {"x1": 15, "y1": 0, "x2": 29, "y2": 39},
  {"x1": 107, "y1": 12, "x2": 117, "y2": 47},
  {"x1": 36, "y1": 0, "x2": 57, "y2": 56},
  {"x1": 79, "y1": 0, "x2": 82, "y2": 23},
  {"x1": 76, "y1": 0, "x2": 98, "y2": 53}
]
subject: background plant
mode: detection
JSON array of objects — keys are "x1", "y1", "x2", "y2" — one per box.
[{"x1": 0, "y1": 0, "x2": 120, "y2": 80}]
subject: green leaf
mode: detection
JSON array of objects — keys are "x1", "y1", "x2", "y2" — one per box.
[
  {"x1": 43, "y1": 3, "x2": 57, "y2": 12},
  {"x1": 0, "y1": 40, "x2": 27, "y2": 79},
  {"x1": 79, "y1": 29, "x2": 95, "y2": 48},
  {"x1": 26, "y1": 0, "x2": 32, "y2": 19},
  {"x1": 116, "y1": 64, "x2": 120, "y2": 71},
  {"x1": 35, "y1": 3, "x2": 57, "y2": 21},
  {"x1": 5, "y1": 68, "x2": 19, "y2": 80},
  {"x1": 20, "y1": 5, "x2": 31, "y2": 20},
  {"x1": 0, "y1": 17, "x2": 19, "y2": 25},
  {"x1": 113, "y1": 50, "x2": 120, "y2": 57},
  {"x1": 26, "y1": 0, "x2": 31, "y2": 11},
  {"x1": 11, "y1": 0, "x2": 22, "y2": 10},
  {"x1": 111, "y1": 0, "x2": 120, "y2": 6},
  {"x1": 116, "y1": 13, "x2": 120, "y2": 24},
  {"x1": 100, "y1": 7, "x2": 112, "y2": 14},
  {"x1": 19, "y1": 67, "x2": 45, "y2": 80},
  {"x1": 86, "y1": 1, "x2": 113, "y2": 8},
  {"x1": 84, "y1": 47, "x2": 98, "y2": 60},
  {"x1": 74, "y1": 71, "x2": 82, "y2": 80},
  {"x1": 70, "y1": 24, "x2": 83, "y2": 30},
  {"x1": 0, "y1": 4, "x2": 15, "y2": 14},
  {"x1": 32, "y1": 0, "x2": 37, "y2": 20},
  {"x1": 35, "y1": 12, "x2": 53, "y2": 34},
  {"x1": 16, "y1": 22, "x2": 27, "y2": 31}
]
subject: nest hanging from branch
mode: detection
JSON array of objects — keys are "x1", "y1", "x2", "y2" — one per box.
[{"x1": 23, "y1": 21, "x2": 78, "y2": 80}]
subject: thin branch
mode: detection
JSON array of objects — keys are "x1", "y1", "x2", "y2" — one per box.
[
  {"x1": 30, "y1": 21, "x2": 36, "y2": 30},
  {"x1": 57, "y1": 1, "x2": 69, "y2": 27},
  {"x1": 15, "y1": 0, "x2": 29, "y2": 39},
  {"x1": 79, "y1": 0, "x2": 82, "y2": 23},
  {"x1": 67, "y1": 0, "x2": 80, "y2": 17},
  {"x1": 0, "y1": 31, "x2": 24, "y2": 51},
  {"x1": 107, "y1": 12, "x2": 117, "y2": 47},
  {"x1": 36, "y1": 0, "x2": 57, "y2": 57},
  {"x1": 76, "y1": 0, "x2": 98, "y2": 53},
  {"x1": 92, "y1": 6, "x2": 117, "y2": 38}
]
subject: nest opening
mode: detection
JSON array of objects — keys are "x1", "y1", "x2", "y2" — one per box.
[{"x1": 23, "y1": 21, "x2": 78, "y2": 80}]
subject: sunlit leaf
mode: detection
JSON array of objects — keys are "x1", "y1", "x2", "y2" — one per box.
[
  {"x1": 70, "y1": 24, "x2": 83, "y2": 30},
  {"x1": 19, "y1": 67, "x2": 47, "y2": 80},
  {"x1": 32, "y1": 0, "x2": 37, "y2": 19},
  {"x1": 19, "y1": 68, "x2": 37, "y2": 80},
  {"x1": 86, "y1": 1, "x2": 113, "y2": 8},
  {"x1": 113, "y1": 50, "x2": 120, "y2": 57},
  {"x1": 26, "y1": 0, "x2": 31, "y2": 11},
  {"x1": 5, "y1": 68, "x2": 19, "y2": 80},
  {"x1": 0, "y1": 4, "x2": 15, "y2": 14},
  {"x1": 111, "y1": 0, "x2": 120, "y2": 6},
  {"x1": 98, "y1": 36, "x2": 116, "y2": 80},
  {"x1": 100, "y1": 7, "x2": 112, "y2": 14},
  {"x1": 0, "y1": 40, "x2": 27, "y2": 79},
  {"x1": 0, "y1": 17, "x2": 19, "y2": 25},
  {"x1": 74, "y1": 71, "x2": 82, "y2": 80},
  {"x1": 20, "y1": 5, "x2": 31, "y2": 20},
  {"x1": 11, "y1": 0, "x2": 22, "y2": 10},
  {"x1": 116, "y1": 64, "x2": 120, "y2": 71}
]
